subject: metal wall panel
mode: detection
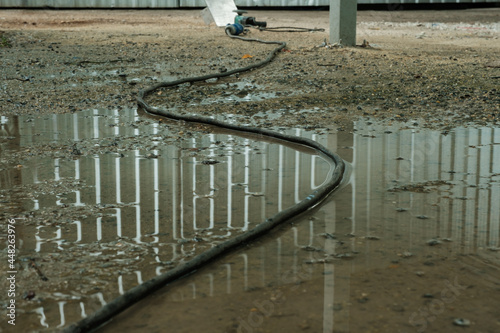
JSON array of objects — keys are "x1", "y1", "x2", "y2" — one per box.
[
  {"x1": 1, "y1": 0, "x2": 499, "y2": 7},
  {"x1": 234, "y1": 0, "x2": 328, "y2": 5},
  {"x1": 179, "y1": 0, "x2": 203, "y2": 7},
  {"x1": 0, "y1": 0, "x2": 180, "y2": 7},
  {"x1": 357, "y1": 0, "x2": 499, "y2": 3}
]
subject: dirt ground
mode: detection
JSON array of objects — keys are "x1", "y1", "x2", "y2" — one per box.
[
  {"x1": 0, "y1": 8, "x2": 499, "y2": 127},
  {"x1": 0, "y1": 7, "x2": 499, "y2": 333}
]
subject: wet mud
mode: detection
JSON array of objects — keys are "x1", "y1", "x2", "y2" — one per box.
[{"x1": 0, "y1": 8, "x2": 499, "y2": 333}]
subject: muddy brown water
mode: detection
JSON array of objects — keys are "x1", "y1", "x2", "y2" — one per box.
[{"x1": 1, "y1": 108, "x2": 499, "y2": 332}]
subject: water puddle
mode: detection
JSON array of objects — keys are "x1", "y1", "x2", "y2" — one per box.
[
  {"x1": 99, "y1": 119, "x2": 500, "y2": 333},
  {"x1": 1, "y1": 112, "x2": 499, "y2": 332},
  {"x1": 0, "y1": 108, "x2": 333, "y2": 331}
]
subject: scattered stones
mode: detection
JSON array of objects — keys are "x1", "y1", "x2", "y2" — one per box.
[
  {"x1": 301, "y1": 245, "x2": 322, "y2": 252},
  {"x1": 427, "y1": 239, "x2": 442, "y2": 246},
  {"x1": 453, "y1": 318, "x2": 471, "y2": 327},
  {"x1": 399, "y1": 251, "x2": 413, "y2": 258},
  {"x1": 388, "y1": 180, "x2": 452, "y2": 193},
  {"x1": 318, "y1": 232, "x2": 336, "y2": 239},
  {"x1": 201, "y1": 159, "x2": 220, "y2": 165}
]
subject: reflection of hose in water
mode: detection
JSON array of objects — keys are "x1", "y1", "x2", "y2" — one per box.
[{"x1": 64, "y1": 31, "x2": 345, "y2": 333}]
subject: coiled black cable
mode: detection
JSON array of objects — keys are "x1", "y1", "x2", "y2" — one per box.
[{"x1": 64, "y1": 30, "x2": 345, "y2": 333}]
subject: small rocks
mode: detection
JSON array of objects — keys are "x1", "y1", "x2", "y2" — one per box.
[
  {"x1": 398, "y1": 251, "x2": 413, "y2": 258},
  {"x1": 484, "y1": 61, "x2": 500, "y2": 68},
  {"x1": 301, "y1": 245, "x2": 322, "y2": 252},
  {"x1": 427, "y1": 239, "x2": 442, "y2": 246},
  {"x1": 23, "y1": 290, "x2": 36, "y2": 300},
  {"x1": 453, "y1": 318, "x2": 471, "y2": 327},
  {"x1": 318, "y1": 232, "x2": 336, "y2": 239},
  {"x1": 334, "y1": 253, "x2": 356, "y2": 260},
  {"x1": 201, "y1": 159, "x2": 220, "y2": 165},
  {"x1": 145, "y1": 153, "x2": 158, "y2": 159}
]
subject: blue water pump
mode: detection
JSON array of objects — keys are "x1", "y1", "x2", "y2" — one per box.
[
  {"x1": 225, "y1": 23, "x2": 245, "y2": 36},
  {"x1": 233, "y1": 9, "x2": 267, "y2": 28},
  {"x1": 225, "y1": 9, "x2": 267, "y2": 36}
]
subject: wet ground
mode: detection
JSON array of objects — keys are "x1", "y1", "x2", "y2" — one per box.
[{"x1": 1, "y1": 7, "x2": 500, "y2": 333}]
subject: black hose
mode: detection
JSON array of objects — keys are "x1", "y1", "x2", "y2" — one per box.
[
  {"x1": 63, "y1": 32, "x2": 345, "y2": 333},
  {"x1": 260, "y1": 26, "x2": 325, "y2": 33}
]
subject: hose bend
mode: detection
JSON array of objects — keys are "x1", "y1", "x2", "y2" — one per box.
[{"x1": 64, "y1": 33, "x2": 345, "y2": 333}]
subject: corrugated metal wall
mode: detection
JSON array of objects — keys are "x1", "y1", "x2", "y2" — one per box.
[
  {"x1": 1, "y1": 0, "x2": 499, "y2": 8},
  {"x1": 0, "y1": 0, "x2": 180, "y2": 7}
]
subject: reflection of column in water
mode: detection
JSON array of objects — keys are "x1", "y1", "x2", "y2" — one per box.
[
  {"x1": 72, "y1": 221, "x2": 82, "y2": 243},
  {"x1": 310, "y1": 133, "x2": 322, "y2": 190},
  {"x1": 191, "y1": 137, "x2": 198, "y2": 230},
  {"x1": 322, "y1": 128, "x2": 351, "y2": 331},
  {"x1": 240, "y1": 253, "x2": 249, "y2": 291},
  {"x1": 477, "y1": 128, "x2": 491, "y2": 248},
  {"x1": 153, "y1": 123, "x2": 160, "y2": 239},
  {"x1": 172, "y1": 145, "x2": 180, "y2": 240},
  {"x1": 204, "y1": 273, "x2": 214, "y2": 297},
  {"x1": 476, "y1": 128, "x2": 490, "y2": 247},
  {"x1": 136, "y1": 270, "x2": 143, "y2": 284},
  {"x1": 78, "y1": 302, "x2": 86, "y2": 321},
  {"x1": 188, "y1": 283, "x2": 196, "y2": 299},
  {"x1": 33, "y1": 307, "x2": 49, "y2": 328},
  {"x1": 491, "y1": 128, "x2": 500, "y2": 247},
  {"x1": 133, "y1": 112, "x2": 142, "y2": 243},
  {"x1": 92, "y1": 110, "x2": 102, "y2": 241},
  {"x1": 244, "y1": 138, "x2": 250, "y2": 230},
  {"x1": 491, "y1": 184, "x2": 500, "y2": 248},
  {"x1": 260, "y1": 141, "x2": 268, "y2": 223},
  {"x1": 466, "y1": 129, "x2": 479, "y2": 252},
  {"x1": 118, "y1": 275, "x2": 124, "y2": 295},
  {"x1": 56, "y1": 301, "x2": 67, "y2": 328},
  {"x1": 114, "y1": 110, "x2": 123, "y2": 237},
  {"x1": 278, "y1": 144, "x2": 284, "y2": 212},
  {"x1": 209, "y1": 134, "x2": 215, "y2": 229},
  {"x1": 35, "y1": 226, "x2": 44, "y2": 252},
  {"x1": 223, "y1": 263, "x2": 231, "y2": 294},
  {"x1": 275, "y1": 238, "x2": 281, "y2": 286},
  {"x1": 134, "y1": 149, "x2": 141, "y2": 242},
  {"x1": 439, "y1": 131, "x2": 453, "y2": 241},
  {"x1": 227, "y1": 136, "x2": 233, "y2": 228},
  {"x1": 318, "y1": 201, "x2": 335, "y2": 332},
  {"x1": 177, "y1": 143, "x2": 184, "y2": 240},
  {"x1": 366, "y1": 127, "x2": 372, "y2": 240},
  {"x1": 451, "y1": 130, "x2": 464, "y2": 250},
  {"x1": 295, "y1": 129, "x2": 301, "y2": 204},
  {"x1": 93, "y1": 292, "x2": 107, "y2": 306},
  {"x1": 350, "y1": 127, "x2": 358, "y2": 237}
]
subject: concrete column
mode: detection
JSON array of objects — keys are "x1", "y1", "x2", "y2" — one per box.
[{"x1": 330, "y1": 0, "x2": 357, "y2": 46}]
